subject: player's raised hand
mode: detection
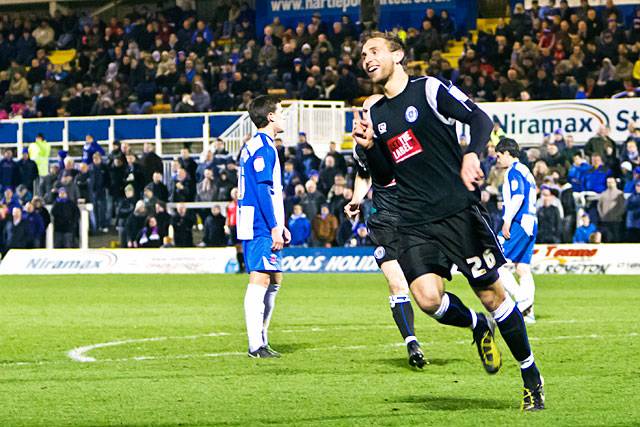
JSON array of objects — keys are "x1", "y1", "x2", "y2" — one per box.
[
  {"x1": 461, "y1": 152, "x2": 485, "y2": 191},
  {"x1": 283, "y1": 227, "x2": 291, "y2": 245},
  {"x1": 344, "y1": 199, "x2": 360, "y2": 219},
  {"x1": 271, "y1": 227, "x2": 284, "y2": 251},
  {"x1": 352, "y1": 108, "x2": 374, "y2": 149}
]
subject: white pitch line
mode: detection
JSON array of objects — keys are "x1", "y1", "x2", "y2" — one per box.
[
  {"x1": 1, "y1": 324, "x2": 636, "y2": 368},
  {"x1": 67, "y1": 332, "x2": 230, "y2": 363}
]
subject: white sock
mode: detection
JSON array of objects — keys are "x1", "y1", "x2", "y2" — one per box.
[
  {"x1": 262, "y1": 283, "x2": 281, "y2": 346},
  {"x1": 244, "y1": 284, "x2": 268, "y2": 352},
  {"x1": 499, "y1": 266, "x2": 520, "y2": 301},
  {"x1": 519, "y1": 272, "x2": 535, "y2": 306}
]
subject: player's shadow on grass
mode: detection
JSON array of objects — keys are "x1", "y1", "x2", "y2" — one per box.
[
  {"x1": 397, "y1": 395, "x2": 512, "y2": 411},
  {"x1": 376, "y1": 357, "x2": 464, "y2": 370}
]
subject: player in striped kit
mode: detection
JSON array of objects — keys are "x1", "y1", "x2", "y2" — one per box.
[{"x1": 237, "y1": 95, "x2": 290, "y2": 358}]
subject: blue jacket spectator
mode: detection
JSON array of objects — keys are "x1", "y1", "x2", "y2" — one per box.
[
  {"x1": 573, "y1": 214, "x2": 598, "y2": 243},
  {"x1": 81, "y1": 135, "x2": 106, "y2": 164},
  {"x1": 567, "y1": 154, "x2": 591, "y2": 192},
  {"x1": 17, "y1": 148, "x2": 39, "y2": 193},
  {"x1": 24, "y1": 204, "x2": 45, "y2": 247},
  {"x1": 0, "y1": 149, "x2": 19, "y2": 191},
  {"x1": 288, "y1": 205, "x2": 311, "y2": 246},
  {"x1": 1, "y1": 188, "x2": 21, "y2": 211},
  {"x1": 626, "y1": 182, "x2": 640, "y2": 242},
  {"x1": 582, "y1": 154, "x2": 611, "y2": 193}
]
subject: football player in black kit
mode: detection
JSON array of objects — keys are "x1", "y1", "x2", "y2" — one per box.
[
  {"x1": 345, "y1": 133, "x2": 426, "y2": 369},
  {"x1": 352, "y1": 32, "x2": 544, "y2": 411}
]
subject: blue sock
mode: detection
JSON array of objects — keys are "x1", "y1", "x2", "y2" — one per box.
[
  {"x1": 493, "y1": 297, "x2": 541, "y2": 388},
  {"x1": 430, "y1": 292, "x2": 474, "y2": 328},
  {"x1": 389, "y1": 295, "x2": 417, "y2": 343}
]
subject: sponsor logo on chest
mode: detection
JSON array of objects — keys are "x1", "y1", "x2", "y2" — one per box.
[{"x1": 386, "y1": 129, "x2": 423, "y2": 163}]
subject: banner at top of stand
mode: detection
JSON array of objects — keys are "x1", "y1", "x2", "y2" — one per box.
[{"x1": 256, "y1": 0, "x2": 474, "y2": 37}]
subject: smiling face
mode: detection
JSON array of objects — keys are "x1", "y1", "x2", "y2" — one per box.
[{"x1": 361, "y1": 37, "x2": 403, "y2": 84}]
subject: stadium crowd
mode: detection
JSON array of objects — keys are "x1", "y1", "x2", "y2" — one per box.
[
  {"x1": 0, "y1": 0, "x2": 638, "y2": 119},
  {"x1": 1, "y1": 0, "x2": 640, "y2": 255}
]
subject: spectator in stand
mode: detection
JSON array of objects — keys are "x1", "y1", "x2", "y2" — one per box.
[
  {"x1": 154, "y1": 202, "x2": 171, "y2": 239},
  {"x1": 147, "y1": 171, "x2": 169, "y2": 202},
  {"x1": 537, "y1": 187, "x2": 562, "y2": 243},
  {"x1": 568, "y1": 152, "x2": 591, "y2": 192},
  {"x1": 597, "y1": 176, "x2": 626, "y2": 242},
  {"x1": 81, "y1": 134, "x2": 105, "y2": 164},
  {"x1": 89, "y1": 152, "x2": 110, "y2": 232},
  {"x1": 31, "y1": 196, "x2": 49, "y2": 248},
  {"x1": 40, "y1": 164, "x2": 59, "y2": 204},
  {"x1": 288, "y1": 204, "x2": 311, "y2": 247},
  {"x1": 585, "y1": 126, "x2": 616, "y2": 158},
  {"x1": 353, "y1": 223, "x2": 372, "y2": 247},
  {"x1": 23, "y1": 201, "x2": 44, "y2": 248},
  {"x1": 626, "y1": 181, "x2": 640, "y2": 242},
  {"x1": 574, "y1": 213, "x2": 597, "y2": 243},
  {"x1": 319, "y1": 155, "x2": 338, "y2": 195},
  {"x1": 17, "y1": 148, "x2": 38, "y2": 194},
  {"x1": 75, "y1": 162, "x2": 90, "y2": 201},
  {"x1": 582, "y1": 153, "x2": 611, "y2": 193},
  {"x1": 116, "y1": 185, "x2": 136, "y2": 248},
  {"x1": 51, "y1": 187, "x2": 79, "y2": 248},
  {"x1": 621, "y1": 140, "x2": 640, "y2": 169},
  {"x1": 196, "y1": 168, "x2": 217, "y2": 203},
  {"x1": 170, "y1": 167, "x2": 194, "y2": 203},
  {"x1": 28, "y1": 134, "x2": 51, "y2": 178},
  {"x1": 216, "y1": 170, "x2": 234, "y2": 201},
  {"x1": 5, "y1": 207, "x2": 32, "y2": 250},
  {"x1": 179, "y1": 146, "x2": 198, "y2": 182},
  {"x1": 0, "y1": 204, "x2": 7, "y2": 255},
  {"x1": 312, "y1": 204, "x2": 338, "y2": 247},
  {"x1": 300, "y1": 179, "x2": 325, "y2": 220},
  {"x1": 0, "y1": 149, "x2": 19, "y2": 192},
  {"x1": 137, "y1": 216, "x2": 162, "y2": 248},
  {"x1": 328, "y1": 183, "x2": 347, "y2": 220},
  {"x1": 202, "y1": 205, "x2": 227, "y2": 247},
  {"x1": 126, "y1": 200, "x2": 147, "y2": 248},
  {"x1": 2, "y1": 187, "x2": 21, "y2": 212},
  {"x1": 140, "y1": 142, "x2": 163, "y2": 185},
  {"x1": 336, "y1": 213, "x2": 364, "y2": 247},
  {"x1": 171, "y1": 203, "x2": 194, "y2": 247},
  {"x1": 108, "y1": 155, "x2": 127, "y2": 217}
]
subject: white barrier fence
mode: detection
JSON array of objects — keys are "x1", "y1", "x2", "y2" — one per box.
[
  {"x1": 1, "y1": 244, "x2": 639, "y2": 275},
  {"x1": 0, "y1": 248, "x2": 239, "y2": 275}
]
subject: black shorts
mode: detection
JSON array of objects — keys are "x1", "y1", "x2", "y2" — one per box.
[
  {"x1": 367, "y1": 212, "x2": 399, "y2": 267},
  {"x1": 397, "y1": 204, "x2": 506, "y2": 288}
]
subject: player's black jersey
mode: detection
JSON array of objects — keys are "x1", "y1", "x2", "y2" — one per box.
[
  {"x1": 353, "y1": 143, "x2": 398, "y2": 216},
  {"x1": 366, "y1": 76, "x2": 492, "y2": 225}
]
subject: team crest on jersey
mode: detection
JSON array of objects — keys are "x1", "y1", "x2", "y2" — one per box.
[
  {"x1": 254, "y1": 156, "x2": 265, "y2": 172},
  {"x1": 405, "y1": 106, "x2": 419, "y2": 123},
  {"x1": 374, "y1": 246, "x2": 386, "y2": 260},
  {"x1": 511, "y1": 179, "x2": 519, "y2": 191},
  {"x1": 377, "y1": 122, "x2": 387, "y2": 134},
  {"x1": 386, "y1": 129, "x2": 423, "y2": 163}
]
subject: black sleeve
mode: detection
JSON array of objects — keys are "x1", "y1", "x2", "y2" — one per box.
[
  {"x1": 364, "y1": 138, "x2": 394, "y2": 186},
  {"x1": 434, "y1": 83, "x2": 493, "y2": 156},
  {"x1": 353, "y1": 144, "x2": 371, "y2": 180}
]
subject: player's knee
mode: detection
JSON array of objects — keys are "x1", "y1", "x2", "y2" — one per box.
[
  {"x1": 411, "y1": 286, "x2": 443, "y2": 315},
  {"x1": 477, "y1": 285, "x2": 507, "y2": 312},
  {"x1": 516, "y1": 263, "x2": 531, "y2": 277},
  {"x1": 388, "y1": 278, "x2": 409, "y2": 295}
]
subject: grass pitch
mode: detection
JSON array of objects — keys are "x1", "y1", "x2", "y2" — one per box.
[{"x1": 1, "y1": 274, "x2": 639, "y2": 426}]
